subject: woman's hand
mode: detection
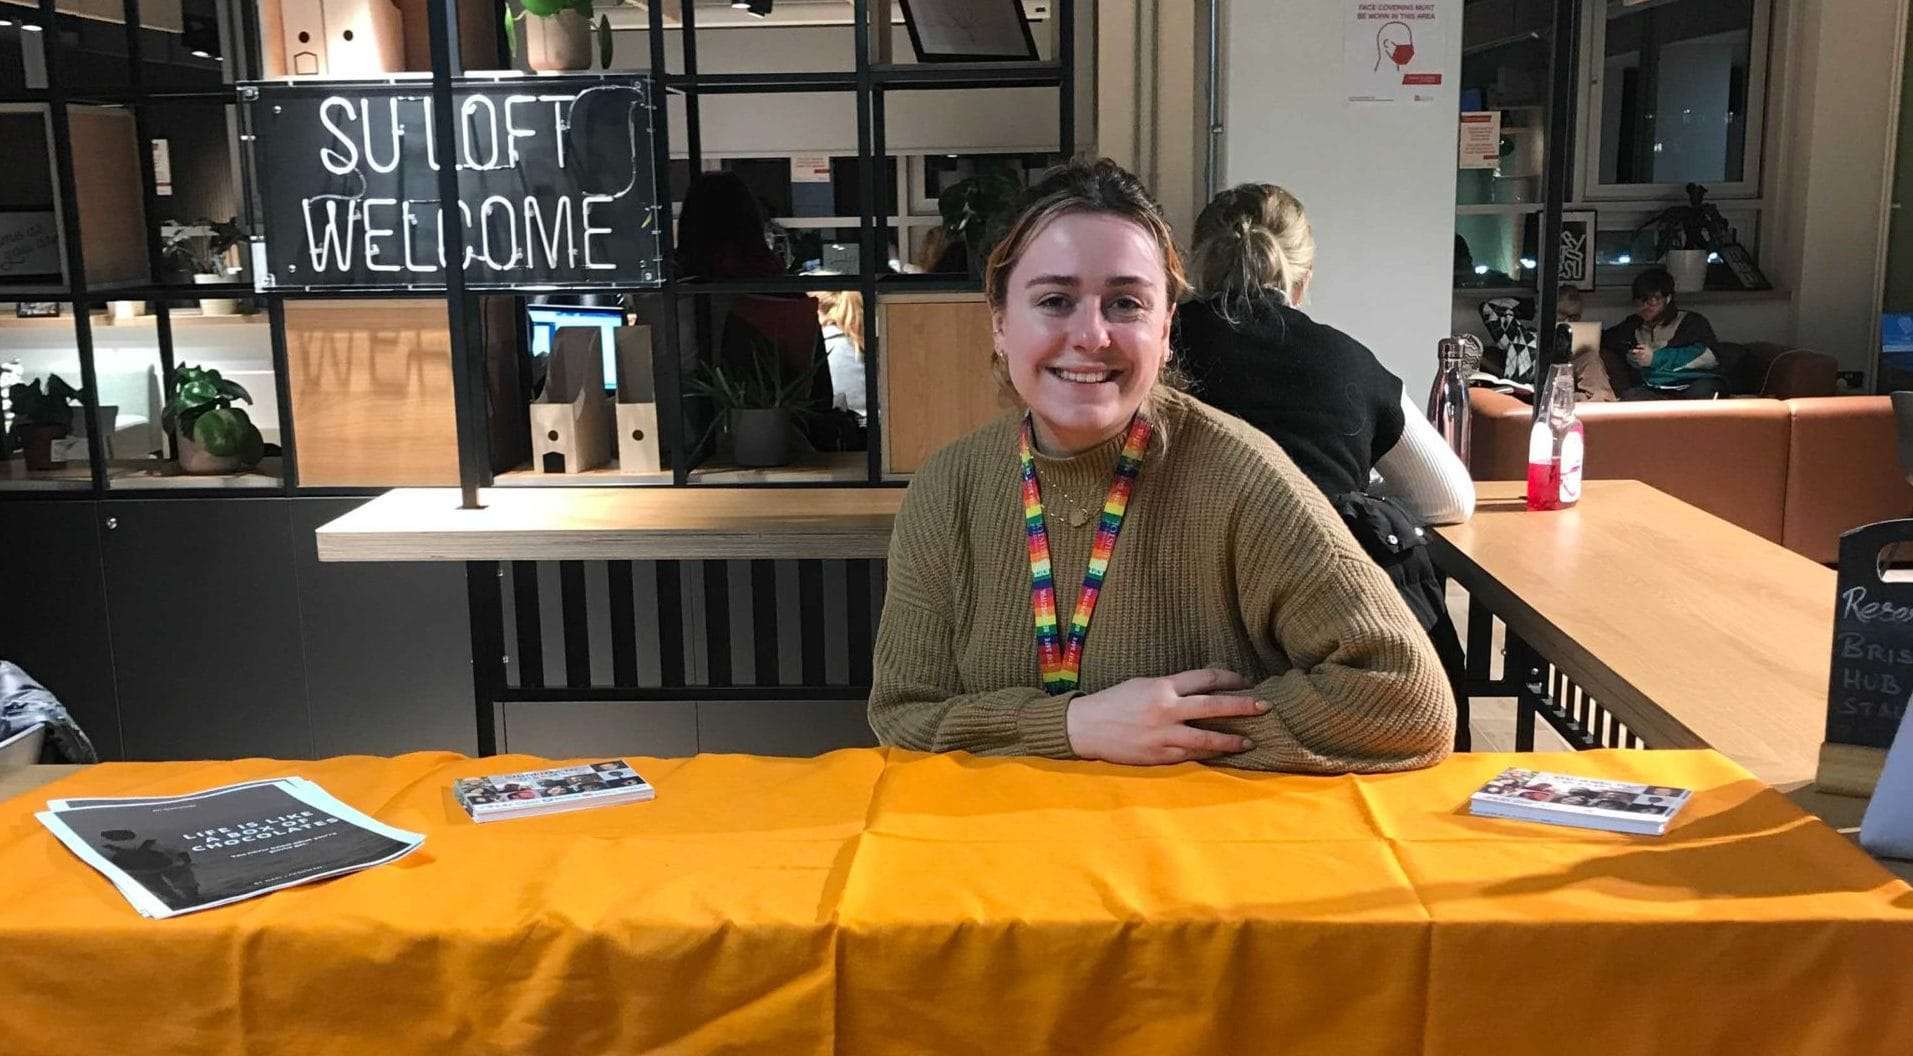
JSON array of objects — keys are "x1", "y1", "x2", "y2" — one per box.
[
  {"x1": 1627, "y1": 344, "x2": 1652, "y2": 368},
  {"x1": 1066, "y1": 668, "x2": 1268, "y2": 765}
]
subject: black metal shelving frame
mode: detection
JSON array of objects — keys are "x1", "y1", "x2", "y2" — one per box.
[{"x1": 2, "y1": 0, "x2": 1076, "y2": 506}]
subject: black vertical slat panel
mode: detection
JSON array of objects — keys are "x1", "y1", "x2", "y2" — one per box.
[
  {"x1": 512, "y1": 561, "x2": 545, "y2": 689},
  {"x1": 657, "y1": 561, "x2": 686, "y2": 687},
  {"x1": 752, "y1": 559, "x2": 779, "y2": 686},
  {"x1": 798, "y1": 559, "x2": 826, "y2": 686},
  {"x1": 703, "y1": 559, "x2": 732, "y2": 687},
  {"x1": 466, "y1": 562, "x2": 504, "y2": 756},
  {"x1": 608, "y1": 561, "x2": 639, "y2": 686},
  {"x1": 1466, "y1": 601, "x2": 1493, "y2": 680},
  {"x1": 560, "y1": 560, "x2": 590, "y2": 687},
  {"x1": 846, "y1": 559, "x2": 873, "y2": 686}
]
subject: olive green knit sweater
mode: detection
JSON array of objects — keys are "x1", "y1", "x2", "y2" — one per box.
[{"x1": 868, "y1": 387, "x2": 1455, "y2": 774}]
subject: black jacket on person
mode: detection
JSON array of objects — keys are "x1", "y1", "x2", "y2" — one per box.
[
  {"x1": 1172, "y1": 296, "x2": 1406, "y2": 498},
  {"x1": 1172, "y1": 295, "x2": 1461, "y2": 686}
]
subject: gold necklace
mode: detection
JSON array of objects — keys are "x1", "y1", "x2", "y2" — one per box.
[{"x1": 1047, "y1": 485, "x2": 1094, "y2": 528}]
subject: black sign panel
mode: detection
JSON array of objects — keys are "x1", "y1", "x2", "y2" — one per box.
[
  {"x1": 242, "y1": 75, "x2": 662, "y2": 291},
  {"x1": 1827, "y1": 519, "x2": 1913, "y2": 748}
]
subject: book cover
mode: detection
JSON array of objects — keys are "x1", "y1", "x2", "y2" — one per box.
[
  {"x1": 1468, "y1": 767, "x2": 1692, "y2": 835},
  {"x1": 37, "y1": 778, "x2": 424, "y2": 919},
  {"x1": 454, "y1": 759, "x2": 654, "y2": 820}
]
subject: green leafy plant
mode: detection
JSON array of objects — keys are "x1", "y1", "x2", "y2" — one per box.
[
  {"x1": 506, "y1": 0, "x2": 613, "y2": 66},
  {"x1": 7, "y1": 375, "x2": 82, "y2": 432},
  {"x1": 937, "y1": 163, "x2": 1026, "y2": 274},
  {"x1": 163, "y1": 364, "x2": 263, "y2": 466},
  {"x1": 687, "y1": 339, "x2": 818, "y2": 414},
  {"x1": 1636, "y1": 183, "x2": 1734, "y2": 257},
  {"x1": 161, "y1": 218, "x2": 248, "y2": 277}
]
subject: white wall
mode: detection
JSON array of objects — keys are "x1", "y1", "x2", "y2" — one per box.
[
  {"x1": 1772, "y1": 0, "x2": 1908, "y2": 379},
  {"x1": 1218, "y1": 0, "x2": 1462, "y2": 400}
]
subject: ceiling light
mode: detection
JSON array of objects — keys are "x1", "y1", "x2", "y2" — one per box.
[
  {"x1": 0, "y1": 19, "x2": 14, "y2": 27},
  {"x1": 23, "y1": 23, "x2": 44, "y2": 32},
  {"x1": 1473, "y1": 264, "x2": 1488, "y2": 276},
  {"x1": 191, "y1": 49, "x2": 211, "y2": 58}
]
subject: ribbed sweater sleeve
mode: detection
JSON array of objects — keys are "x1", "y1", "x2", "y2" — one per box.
[
  {"x1": 866, "y1": 450, "x2": 1077, "y2": 759},
  {"x1": 1212, "y1": 454, "x2": 1457, "y2": 773}
]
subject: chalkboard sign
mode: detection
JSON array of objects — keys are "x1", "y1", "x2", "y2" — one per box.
[
  {"x1": 241, "y1": 75, "x2": 663, "y2": 292},
  {"x1": 1827, "y1": 519, "x2": 1913, "y2": 749}
]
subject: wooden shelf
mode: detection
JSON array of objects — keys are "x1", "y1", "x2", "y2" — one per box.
[
  {"x1": 316, "y1": 485, "x2": 905, "y2": 562},
  {"x1": 493, "y1": 450, "x2": 869, "y2": 487},
  {"x1": 0, "y1": 458, "x2": 282, "y2": 490}
]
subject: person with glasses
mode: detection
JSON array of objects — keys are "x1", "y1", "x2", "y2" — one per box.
[{"x1": 1601, "y1": 268, "x2": 1729, "y2": 400}]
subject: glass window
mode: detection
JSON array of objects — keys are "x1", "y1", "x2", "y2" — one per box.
[{"x1": 1596, "y1": 0, "x2": 1757, "y2": 188}]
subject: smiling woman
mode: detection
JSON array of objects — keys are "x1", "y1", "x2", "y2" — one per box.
[{"x1": 867, "y1": 159, "x2": 1457, "y2": 775}]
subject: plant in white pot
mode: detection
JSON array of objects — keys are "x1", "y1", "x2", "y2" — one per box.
[
  {"x1": 1638, "y1": 183, "x2": 1730, "y2": 294},
  {"x1": 507, "y1": 0, "x2": 614, "y2": 73},
  {"x1": 688, "y1": 340, "x2": 820, "y2": 469},
  {"x1": 163, "y1": 364, "x2": 265, "y2": 475},
  {"x1": 162, "y1": 218, "x2": 249, "y2": 316}
]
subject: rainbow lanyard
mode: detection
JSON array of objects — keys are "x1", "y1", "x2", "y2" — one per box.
[{"x1": 1020, "y1": 413, "x2": 1153, "y2": 694}]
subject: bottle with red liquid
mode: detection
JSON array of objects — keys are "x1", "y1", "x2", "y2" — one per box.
[{"x1": 1526, "y1": 362, "x2": 1584, "y2": 511}]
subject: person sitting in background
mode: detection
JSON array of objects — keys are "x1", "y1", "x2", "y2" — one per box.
[
  {"x1": 1601, "y1": 268, "x2": 1729, "y2": 400},
  {"x1": 1173, "y1": 181, "x2": 1473, "y2": 669},
  {"x1": 868, "y1": 159, "x2": 1454, "y2": 774},
  {"x1": 811, "y1": 288, "x2": 868, "y2": 424}
]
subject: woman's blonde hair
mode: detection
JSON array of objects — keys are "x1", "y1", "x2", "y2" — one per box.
[
  {"x1": 811, "y1": 289, "x2": 864, "y2": 354},
  {"x1": 1189, "y1": 182, "x2": 1316, "y2": 322},
  {"x1": 984, "y1": 158, "x2": 1191, "y2": 403}
]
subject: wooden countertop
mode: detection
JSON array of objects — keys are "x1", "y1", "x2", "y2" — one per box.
[
  {"x1": 315, "y1": 486, "x2": 907, "y2": 562},
  {"x1": 1434, "y1": 480, "x2": 1836, "y2": 788}
]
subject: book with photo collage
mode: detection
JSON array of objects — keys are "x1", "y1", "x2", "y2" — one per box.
[
  {"x1": 1468, "y1": 767, "x2": 1693, "y2": 836},
  {"x1": 453, "y1": 760, "x2": 655, "y2": 823}
]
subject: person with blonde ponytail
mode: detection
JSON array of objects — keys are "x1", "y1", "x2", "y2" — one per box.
[{"x1": 1175, "y1": 182, "x2": 1474, "y2": 673}]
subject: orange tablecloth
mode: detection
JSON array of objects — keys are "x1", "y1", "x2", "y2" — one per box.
[{"x1": 2, "y1": 748, "x2": 1909, "y2": 1055}]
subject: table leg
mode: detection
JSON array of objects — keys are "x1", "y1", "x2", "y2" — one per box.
[{"x1": 1508, "y1": 632, "x2": 1543, "y2": 753}]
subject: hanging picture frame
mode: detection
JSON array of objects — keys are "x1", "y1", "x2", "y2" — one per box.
[
  {"x1": 1558, "y1": 210, "x2": 1598, "y2": 291},
  {"x1": 898, "y1": 0, "x2": 1040, "y2": 63}
]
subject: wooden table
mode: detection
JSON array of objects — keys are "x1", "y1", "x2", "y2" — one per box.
[
  {"x1": 1433, "y1": 480, "x2": 1835, "y2": 788},
  {"x1": 315, "y1": 485, "x2": 906, "y2": 562}
]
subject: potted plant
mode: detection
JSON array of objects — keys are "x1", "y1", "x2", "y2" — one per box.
[
  {"x1": 163, "y1": 364, "x2": 264, "y2": 475},
  {"x1": 687, "y1": 341, "x2": 819, "y2": 469},
  {"x1": 507, "y1": 0, "x2": 613, "y2": 73},
  {"x1": 5, "y1": 375, "x2": 83, "y2": 471},
  {"x1": 938, "y1": 163, "x2": 1026, "y2": 277},
  {"x1": 162, "y1": 218, "x2": 248, "y2": 315},
  {"x1": 1637, "y1": 183, "x2": 1731, "y2": 294}
]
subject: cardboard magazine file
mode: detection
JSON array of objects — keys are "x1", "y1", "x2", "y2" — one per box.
[
  {"x1": 268, "y1": 0, "x2": 404, "y2": 77},
  {"x1": 615, "y1": 325, "x2": 662, "y2": 473},
  {"x1": 1816, "y1": 518, "x2": 1913, "y2": 797},
  {"x1": 529, "y1": 328, "x2": 614, "y2": 474}
]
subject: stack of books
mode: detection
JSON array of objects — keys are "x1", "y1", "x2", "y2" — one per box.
[
  {"x1": 454, "y1": 760, "x2": 655, "y2": 823},
  {"x1": 1468, "y1": 767, "x2": 1693, "y2": 836}
]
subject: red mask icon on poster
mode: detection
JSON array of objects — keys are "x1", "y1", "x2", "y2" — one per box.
[{"x1": 1375, "y1": 21, "x2": 1415, "y2": 71}]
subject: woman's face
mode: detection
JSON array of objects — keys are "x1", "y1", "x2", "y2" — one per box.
[{"x1": 993, "y1": 212, "x2": 1174, "y2": 456}]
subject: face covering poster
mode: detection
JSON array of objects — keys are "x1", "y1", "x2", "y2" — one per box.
[{"x1": 1346, "y1": 1, "x2": 1454, "y2": 105}]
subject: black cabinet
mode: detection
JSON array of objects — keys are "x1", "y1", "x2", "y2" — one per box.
[
  {"x1": 0, "y1": 501, "x2": 122, "y2": 759},
  {"x1": 289, "y1": 498, "x2": 475, "y2": 757},
  {"x1": 100, "y1": 499, "x2": 313, "y2": 760}
]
